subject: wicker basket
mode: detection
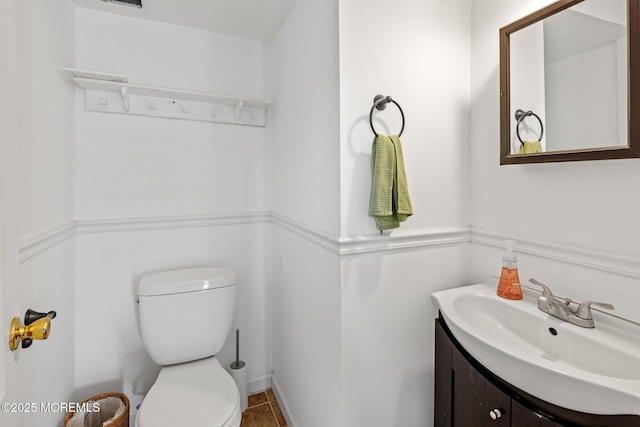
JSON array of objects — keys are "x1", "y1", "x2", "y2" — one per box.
[{"x1": 63, "y1": 392, "x2": 130, "y2": 427}]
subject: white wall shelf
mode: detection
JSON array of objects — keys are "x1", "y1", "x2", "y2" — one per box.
[{"x1": 62, "y1": 68, "x2": 271, "y2": 127}]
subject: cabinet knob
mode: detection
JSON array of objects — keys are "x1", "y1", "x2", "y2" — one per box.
[{"x1": 489, "y1": 409, "x2": 502, "y2": 420}]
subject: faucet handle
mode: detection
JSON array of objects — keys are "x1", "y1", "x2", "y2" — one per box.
[
  {"x1": 575, "y1": 301, "x2": 614, "y2": 320},
  {"x1": 528, "y1": 278, "x2": 553, "y2": 300}
]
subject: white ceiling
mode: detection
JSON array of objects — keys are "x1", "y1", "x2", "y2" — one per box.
[
  {"x1": 543, "y1": 9, "x2": 626, "y2": 64},
  {"x1": 74, "y1": 0, "x2": 298, "y2": 42}
]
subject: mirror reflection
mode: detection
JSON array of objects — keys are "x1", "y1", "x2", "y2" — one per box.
[
  {"x1": 500, "y1": 0, "x2": 640, "y2": 164},
  {"x1": 510, "y1": 0, "x2": 627, "y2": 154}
]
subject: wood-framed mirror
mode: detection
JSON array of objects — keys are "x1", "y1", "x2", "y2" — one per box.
[{"x1": 500, "y1": 0, "x2": 640, "y2": 164}]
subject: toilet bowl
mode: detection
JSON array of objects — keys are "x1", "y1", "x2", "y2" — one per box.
[
  {"x1": 135, "y1": 357, "x2": 241, "y2": 427},
  {"x1": 135, "y1": 267, "x2": 241, "y2": 427}
]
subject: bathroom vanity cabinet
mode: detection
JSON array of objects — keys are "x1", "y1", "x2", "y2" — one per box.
[{"x1": 434, "y1": 315, "x2": 640, "y2": 427}]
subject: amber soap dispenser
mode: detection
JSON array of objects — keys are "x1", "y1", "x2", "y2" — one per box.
[{"x1": 497, "y1": 240, "x2": 523, "y2": 300}]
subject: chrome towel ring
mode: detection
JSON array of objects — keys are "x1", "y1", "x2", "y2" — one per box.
[
  {"x1": 369, "y1": 95, "x2": 405, "y2": 136},
  {"x1": 515, "y1": 109, "x2": 544, "y2": 144}
]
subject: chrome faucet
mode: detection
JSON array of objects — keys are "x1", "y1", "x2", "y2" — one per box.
[{"x1": 528, "y1": 278, "x2": 614, "y2": 328}]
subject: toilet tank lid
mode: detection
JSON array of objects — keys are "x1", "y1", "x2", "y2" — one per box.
[{"x1": 138, "y1": 267, "x2": 237, "y2": 296}]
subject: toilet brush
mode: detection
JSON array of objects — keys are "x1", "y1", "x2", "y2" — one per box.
[
  {"x1": 231, "y1": 329, "x2": 244, "y2": 370},
  {"x1": 229, "y1": 329, "x2": 248, "y2": 411}
]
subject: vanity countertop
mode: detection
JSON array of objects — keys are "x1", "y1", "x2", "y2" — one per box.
[{"x1": 431, "y1": 280, "x2": 640, "y2": 416}]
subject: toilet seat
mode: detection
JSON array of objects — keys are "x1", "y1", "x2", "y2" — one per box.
[{"x1": 136, "y1": 356, "x2": 241, "y2": 427}]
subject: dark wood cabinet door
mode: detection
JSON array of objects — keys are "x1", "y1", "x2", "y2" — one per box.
[
  {"x1": 485, "y1": 381, "x2": 511, "y2": 427},
  {"x1": 541, "y1": 418, "x2": 567, "y2": 427},
  {"x1": 512, "y1": 400, "x2": 542, "y2": 427},
  {"x1": 451, "y1": 343, "x2": 488, "y2": 427},
  {"x1": 512, "y1": 400, "x2": 570, "y2": 427},
  {"x1": 434, "y1": 316, "x2": 638, "y2": 427},
  {"x1": 434, "y1": 319, "x2": 452, "y2": 427}
]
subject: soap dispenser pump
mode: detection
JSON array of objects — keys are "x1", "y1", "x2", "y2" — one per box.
[{"x1": 497, "y1": 240, "x2": 523, "y2": 300}]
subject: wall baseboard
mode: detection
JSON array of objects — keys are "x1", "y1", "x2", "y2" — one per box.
[
  {"x1": 271, "y1": 374, "x2": 299, "y2": 427},
  {"x1": 248, "y1": 372, "x2": 272, "y2": 395}
]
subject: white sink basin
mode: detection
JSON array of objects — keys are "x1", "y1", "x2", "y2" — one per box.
[{"x1": 431, "y1": 280, "x2": 640, "y2": 415}]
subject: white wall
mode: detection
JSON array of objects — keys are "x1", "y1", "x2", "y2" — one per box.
[
  {"x1": 341, "y1": 246, "x2": 470, "y2": 427},
  {"x1": 338, "y1": 1, "x2": 472, "y2": 425},
  {"x1": 545, "y1": 41, "x2": 621, "y2": 150},
  {"x1": 271, "y1": 228, "x2": 342, "y2": 427},
  {"x1": 270, "y1": 0, "x2": 342, "y2": 425},
  {"x1": 1, "y1": 1, "x2": 76, "y2": 426},
  {"x1": 74, "y1": 8, "x2": 273, "y2": 422},
  {"x1": 17, "y1": 0, "x2": 76, "y2": 237},
  {"x1": 0, "y1": 0, "x2": 17, "y2": 411},
  {"x1": 339, "y1": 0, "x2": 471, "y2": 238},
  {"x1": 470, "y1": 0, "x2": 640, "y2": 326},
  {"x1": 74, "y1": 8, "x2": 271, "y2": 220},
  {"x1": 270, "y1": 0, "x2": 341, "y2": 234}
]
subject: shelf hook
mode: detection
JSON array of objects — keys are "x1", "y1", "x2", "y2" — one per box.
[
  {"x1": 235, "y1": 100, "x2": 244, "y2": 121},
  {"x1": 120, "y1": 86, "x2": 130, "y2": 112}
]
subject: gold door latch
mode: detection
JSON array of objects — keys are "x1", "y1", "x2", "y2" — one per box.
[{"x1": 9, "y1": 309, "x2": 56, "y2": 351}]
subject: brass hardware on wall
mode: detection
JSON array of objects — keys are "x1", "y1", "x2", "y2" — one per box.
[{"x1": 9, "y1": 308, "x2": 57, "y2": 351}]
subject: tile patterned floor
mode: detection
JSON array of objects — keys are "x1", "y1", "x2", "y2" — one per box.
[{"x1": 240, "y1": 389, "x2": 287, "y2": 427}]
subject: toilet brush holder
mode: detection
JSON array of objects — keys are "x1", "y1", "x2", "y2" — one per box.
[
  {"x1": 229, "y1": 329, "x2": 248, "y2": 411},
  {"x1": 229, "y1": 360, "x2": 247, "y2": 411}
]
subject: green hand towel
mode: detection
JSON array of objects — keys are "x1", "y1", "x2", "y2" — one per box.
[
  {"x1": 369, "y1": 134, "x2": 413, "y2": 230},
  {"x1": 519, "y1": 140, "x2": 542, "y2": 154}
]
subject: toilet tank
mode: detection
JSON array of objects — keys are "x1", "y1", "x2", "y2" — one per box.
[{"x1": 138, "y1": 267, "x2": 237, "y2": 365}]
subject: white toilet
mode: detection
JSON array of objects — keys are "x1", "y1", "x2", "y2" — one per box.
[{"x1": 135, "y1": 267, "x2": 242, "y2": 427}]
